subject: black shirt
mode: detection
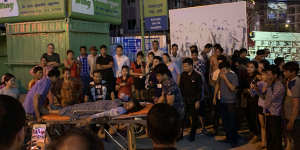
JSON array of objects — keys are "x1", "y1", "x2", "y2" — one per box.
[
  {"x1": 96, "y1": 55, "x2": 114, "y2": 82},
  {"x1": 180, "y1": 70, "x2": 203, "y2": 103},
  {"x1": 240, "y1": 57, "x2": 250, "y2": 65},
  {"x1": 87, "y1": 81, "x2": 106, "y2": 101},
  {"x1": 42, "y1": 53, "x2": 60, "y2": 63}
]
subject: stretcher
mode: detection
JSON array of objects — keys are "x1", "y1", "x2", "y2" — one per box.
[{"x1": 26, "y1": 103, "x2": 153, "y2": 150}]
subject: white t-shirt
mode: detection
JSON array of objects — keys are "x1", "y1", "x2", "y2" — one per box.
[
  {"x1": 149, "y1": 49, "x2": 164, "y2": 57},
  {"x1": 113, "y1": 55, "x2": 130, "y2": 77},
  {"x1": 88, "y1": 54, "x2": 98, "y2": 76}
]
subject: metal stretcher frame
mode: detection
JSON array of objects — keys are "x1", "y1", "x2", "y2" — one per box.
[{"x1": 27, "y1": 115, "x2": 147, "y2": 150}]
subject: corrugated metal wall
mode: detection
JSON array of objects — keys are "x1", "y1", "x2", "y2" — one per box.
[
  {"x1": 6, "y1": 20, "x2": 67, "y2": 64},
  {"x1": 68, "y1": 20, "x2": 110, "y2": 56},
  {"x1": 5, "y1": 20, "x2": 67, "y2": 92},
  {"x1": 4, "y1": 19, "x2": 110, "y2": 92},
  {"x1": 0, "y1": 36, "x2": 8, "y2": 76}
]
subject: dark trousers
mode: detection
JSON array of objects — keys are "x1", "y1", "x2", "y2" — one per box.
[
  {"x1": 184, "y1": 100, "x2": 200, "y2": 136},
  {"x1": 246, "y1": 100, "x2": 260, "y2": 136},
  {"x1": 220, "y1": 103, "x2": 238, "y2": 144},
  {"x1": 189, "y1": 104, "x2": 201, "y2": 136},
  {"x1": 105, "y1": 78, "x2": 116, "y2": 100},
  {"x1": 291, "y1": 120, "x2": 300, "y2": 149},
  {"x1": 213, "y1": 100, "x2": 221, "y2": 131},
  {"x1": 80, "y1": 75, "x2": 90, "y2": 97},
  {"x1": 266, "y1": 115, "x2": 282, "y2": 150}
]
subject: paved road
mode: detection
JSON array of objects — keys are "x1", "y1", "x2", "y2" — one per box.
[{"x1": 104, "y1": 134, "x2": 258, "y2": 150}]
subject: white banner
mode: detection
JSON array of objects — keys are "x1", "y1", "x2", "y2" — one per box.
[
  {"x1": 0, "y1": 0, "x2": 19, "y2": 18},
  {"x1": 169, "y1": 2, "x2": 247, "y2": 56},
  {"x1": 72, "y1": 0, "x2": 94, "y2": 15}
]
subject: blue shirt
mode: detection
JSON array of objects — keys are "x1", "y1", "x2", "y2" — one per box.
[
  {"x1": 23, "y1": 77, "x2": 52, "y2": 115},
  {"x1": 171, "y1": 55, "x2": 182, "y2": 73},
  {"x1": 77, "y1": 55, "x2": 90, "y2": 77},
  {"x1": 168, "y1": 63, "x2": 180, "y2": 83},
  {"x1": 219, "y1": 71, "x2": 239, "y2": 103},
  {"x1": 265, "y1": 80, "x2": 285, "y2": 116}
]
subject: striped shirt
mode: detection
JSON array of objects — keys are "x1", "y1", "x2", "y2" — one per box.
[{"x1": 77, "y1": 55, "x2": 90, "y2": 77}]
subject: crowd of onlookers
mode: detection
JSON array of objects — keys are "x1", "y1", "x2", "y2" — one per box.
[{"x1": 0, "y1": 41, "x2": 299, "y2": 150}]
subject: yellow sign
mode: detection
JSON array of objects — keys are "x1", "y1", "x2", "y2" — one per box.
[{"x1": 144, "y1": 0, "x2": 168, "y2": 17}]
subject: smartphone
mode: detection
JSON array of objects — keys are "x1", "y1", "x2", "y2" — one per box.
[{"x1": 30, "y1": 124, "x2": 47, "y2": 150}]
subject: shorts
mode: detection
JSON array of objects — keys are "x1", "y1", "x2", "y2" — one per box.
[{"x1": 258, "y1": 106, "x2": 264, "y2": 115}]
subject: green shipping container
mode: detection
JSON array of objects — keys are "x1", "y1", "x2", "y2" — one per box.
[
  {"x1": 0, "y1": 35, "x2": 8, "y2": 77},
  {"x1": 4, "y1": 19, "x2": 110, "y2": 93}
]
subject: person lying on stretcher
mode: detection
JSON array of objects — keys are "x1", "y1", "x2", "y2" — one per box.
[{"x1": 81, "y1": 99, "x2": 144, "y2": 124}]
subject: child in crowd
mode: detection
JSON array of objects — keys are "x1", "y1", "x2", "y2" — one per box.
[
  {"x1": 64, "y1": 50, "x2": 80, "y2": 78},
  {"x1": 30, "y1": 56, "x2": 52, "y2": 78},
  {"x1": 0, "y1": 73, "x2": 20, "y2": 99},
  {"x1": 130, "y1": 51, "x2": 146, "y2": 101},
  {"x1": 85, "y1": 70, "x2": 107, "y2": 102},
  {"x1": 28, "y1": 66, "x2": 43, "y2": 90},
  {"x1": 116, "y1": 65, "x2": 135, "y2": 101}
]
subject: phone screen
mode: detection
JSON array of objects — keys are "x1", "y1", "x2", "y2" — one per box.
[{"x1": 31, "y1": 124, "x2": 46, "y2": 150}]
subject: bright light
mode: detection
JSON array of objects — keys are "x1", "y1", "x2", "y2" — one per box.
[
  {"x1": 287, "y1": 20, "x2": 291, "y2": 23},
  {"x1": 285, "y1": 24, "x2": 289, "y2": 28}
]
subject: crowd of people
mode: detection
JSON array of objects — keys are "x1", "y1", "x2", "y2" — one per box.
[{"x1": 0, "y1": 40, "x2": 299, "y2": 150}]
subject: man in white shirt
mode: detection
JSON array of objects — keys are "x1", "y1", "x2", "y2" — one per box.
[
  {"x1": 148, "y1": 40, "x2": 164, "y2": 57},
  {"x1": 88, "y1": 46, "x2": 98, "y2": 77},
  {"x1": 113, "y1": 45, "x2": 130, "y2": 77}
]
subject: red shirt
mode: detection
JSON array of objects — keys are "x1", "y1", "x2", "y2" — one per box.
[
  {"x1": 116, "y1": 76, "x2": 134, "y2": 98},
  {"x1": 67, "y1": 60, "x2": 79, "y2": 78},
  {"x1": 130, "y1": 62, "x2": 145, "y2": 74}
]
